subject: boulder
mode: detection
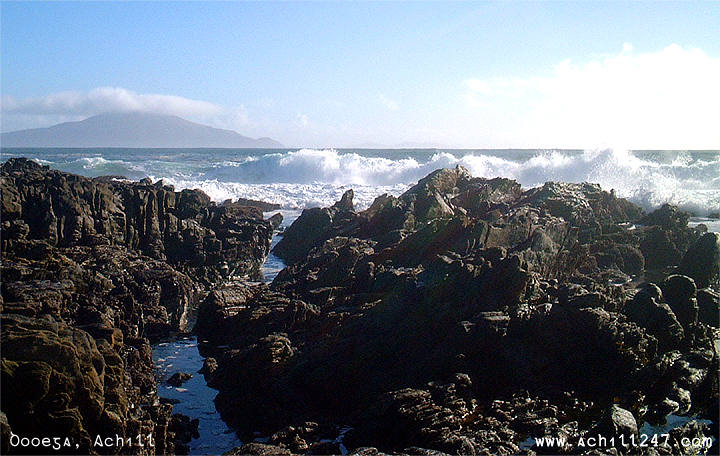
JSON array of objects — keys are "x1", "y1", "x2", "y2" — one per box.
[
  {"x1": 167, "y1": 372, "x2": 193, "y2": 387},
  {"x1": 640, "y1": 227, "x2": 682, "y2": 270},
  {"x1": 640, "y1": 204, "x2": 689, "y2": 231},
  {"x1": 697, "y1": 288, "x2": 719, "y2": 327},
  {"x1": 399, "y1": 166, "x2": 471, "y2": 222},
  {"x1": 624, "y1": 284, "x2": 684, "y2": 350},
  {"x1": 232, "y1": 197, "x2": 282, "y2": 212},
  {"x1": 168, "y1": 413, "x2": 200, "y2": 445},
  {"x1": 506, "y1": 305, "x2": 656, "y2": 397},
  {"x1": 273, "y1": 190, "x2": 357, "y2": 266},
  {"x1": 344, "y1": 387, "x2": 465, "y2": 453},
  {"x1": 0, "y1": 313, "x2": 152, "y2": 453},
  {"x1": 268, "y1": 212, "x2": 284, "y2": 230},
  {"x1": 679, "y1": 232, "x2": 720, "y2": 288},
  {"x1": 589, "y1": 405, "x2": 638, "y2": 447},
  {"x1": 199, "y1": 357, "x2": 218, "y2": 376},
  {"x1": 660, "y1": 274, "x2": 698, "y2": 328}
]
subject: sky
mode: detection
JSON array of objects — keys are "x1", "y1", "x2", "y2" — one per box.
[{"x1": 2, "y1": 1, "x2": 719, "y2": 149}]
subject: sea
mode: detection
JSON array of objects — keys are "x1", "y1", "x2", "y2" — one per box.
[{"x1": 2, "y1": 148, "x2": 719, "y2": 222}]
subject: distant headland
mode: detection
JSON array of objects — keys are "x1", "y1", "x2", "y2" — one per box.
[{"x1": 0, "y1": 111, "x2": 284, "y2": 148}]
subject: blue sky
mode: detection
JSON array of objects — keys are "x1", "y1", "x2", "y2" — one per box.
[{"x1": 2, "y1": 1, "x2": 719, "y2": 148}]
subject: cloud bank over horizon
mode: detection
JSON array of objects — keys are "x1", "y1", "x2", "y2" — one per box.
[
  {"x1": 2, "y1": 87, "x2": 222, "y2": 117},
  {"x1": 463, "y1": 44, "x2": 720, "y2": 150},
  {"x1": 1, "y1": 88, "x2": 250, "y2": 138},
  {"x1": 2, "y1": 44, "x2": 719, "y2": 149}
]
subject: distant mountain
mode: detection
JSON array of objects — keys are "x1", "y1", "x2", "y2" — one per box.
[{"x1": 1, "y1": 112, "x2": 284, "y2": 148}]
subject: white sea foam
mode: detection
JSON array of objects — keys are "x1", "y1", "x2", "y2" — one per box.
[
  {"x1": 154, "y1": 177, "x2": 410, "y2": 210},
  {"x1": 156, "y1": 148, "x2": 720, "y2": 215},
  {"x1": 13, "y1": 148, "x2": 720, "y2": 215}
]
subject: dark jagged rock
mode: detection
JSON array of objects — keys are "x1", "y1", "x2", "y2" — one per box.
[
  {"x1": 697, "y1": 288, "x2": 719, "y2": 327},
  {"x1": 168, "y1": 413, "x2": 200, "y2": 453},
  {"x1": 334, "y1": 189, "x2": 355, "y2": 212},
  {"x1": 194, "y1": 167, "x2": 718, "y2": 454},
  {"x1": 679, "y1": 232, "x2": 720, "y2": 288},
  {"x1": 345, "y1": 383, "x2": 591, "y2": 455},
  {"x1": 275, "y1": 237, "x2": 377, "y2": 298},
  {"x1": 167, "y1": 372, "x2": 193, "y2": 387},
  {"x1": 593, "y1": 243, "x2": 645, "y2": 275},
  {"x1": 268, "y1": 213, "x2": 284, "y2": 230},
  {"x1": 1, "y1": 243, "x2": 197, "y2": 338},
  {"x1": 345, "y1": 386, "x2": 469, "y2": 453},
  {"x1": 397, "y1": 166, "x2": 471, "y2": 222},
  {"x1": 640, "y1": 226, "x2": 682, "y2": 270},
  {"x1": 662, "y1": 420, "x2": 716, "y2": 455},
  {"x1": 1, "y1": 313, "x2": 177, "y2": 454},
  {"x1": 199, "y1": 357, "x2": 218, "y2": 376},
  {"x1": 273, "y1": 189, "x2": 358, "y2": 266},
  {"x1": 2, "y1": 314, "x2": 105, "y2": 452},
  {"x1": 522, "y1": 181, "x2": 637, "y2": 234},
  {"x1": 230, "y1": 197, "x2": 282, "y2": 212},
  {"x1": 1, "y1": 157, "x2": 274, "y2": 283},
  {"x1": 624, "y1": 283, "x2": 684, "y2": 350},
  {"x1": 640, "y1": 203, "x2": 690, "y2": 231},
  {"x1": 253, "y1": 421, "x2": 347, "y2": 454},
  {"x1": 661, "y1": 274, "x2": 698, "y2": 328},
  {"x1": 638, "y1": 204, "x2": 701, "y2": 271},
  {"x1": 195, "y1": 281, "x2": 314, "y2": 349},
  {"x1": 586, "y1": 405, "x2": 638, "y2": 452},
  {"x1": 0, "y1": 158, "x2": 276, "y2": 454},
  {"x1": 503, "y1": 305, "x2": 657, "y2": 399},
  {"x1": 193, "y1": 168, "x2": 707, "y2": 453}
]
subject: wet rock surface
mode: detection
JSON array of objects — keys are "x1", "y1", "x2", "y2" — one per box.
[
  {"x1": 201, "y1": 167, "x2": 717, "y2": 455},
  {"x1": 0, "y1": 158, "x2": 276, "y2": 454},
  {"x1": 167, "y1": 372, "x2": 193, "y2": 387}
]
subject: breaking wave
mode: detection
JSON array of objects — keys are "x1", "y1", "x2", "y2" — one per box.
[{"x1": 9, "y1": 148, "x2": 720, "y2": 214}]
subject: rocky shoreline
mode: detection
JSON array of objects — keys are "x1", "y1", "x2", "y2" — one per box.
[
  {"x1": 1, "y1": 159, "x2": 718, "y2": 455},
  {"x1": 0, "y1": 158, "x2": 276, "y2": 454}
]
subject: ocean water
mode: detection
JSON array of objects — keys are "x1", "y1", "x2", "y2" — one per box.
[
  {"x1": 260, "y1": 209, "x2": 300, "y2": 282},
  {"x1": 2, "y1": 148, "x2": 719, "y2": 216},
  {"x1": 153, "y1": 337, "x2": 243, "y2": 453}
]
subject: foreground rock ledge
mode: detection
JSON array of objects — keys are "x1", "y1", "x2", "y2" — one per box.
[
  {"x1": 1, "y1": 158, "x2": 277, "y2": 455},
  {"x1": 199, "y1": 166, "x2": 718, "y2": 455}
]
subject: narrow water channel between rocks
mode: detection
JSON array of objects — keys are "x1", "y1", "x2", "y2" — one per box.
[
  {"x1": 152, "y1": 211, "x2": 298, "y2": 454},
  {"x1": 153, "y1": 337, "x2": 242, "y2": 453}
]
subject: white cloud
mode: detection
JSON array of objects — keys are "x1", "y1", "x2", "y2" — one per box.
[
  {"x1": 464, "y1": 44, "x2": 720, "y2": 149},
  {"x1": 296, "y1": 113, "x2": 310, "y2": 128},
  {"x1": 2, "y1": 87, "x2": 222, "y2": 117},
  {"x1": 379, "y1": 94, "x2": 399, "y2": 111},
  {"x1": 0, "y1": 87, "x2": 256, "y2": 134}
]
